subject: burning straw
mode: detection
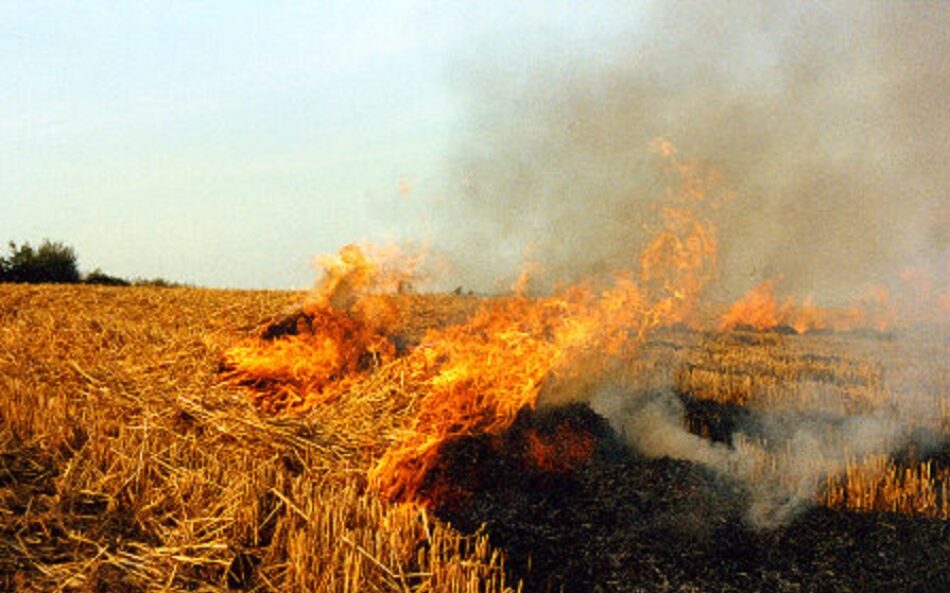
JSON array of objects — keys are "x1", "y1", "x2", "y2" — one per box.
[{"x1": 225, "y1": 140, "x2": 726, "y2": 507}]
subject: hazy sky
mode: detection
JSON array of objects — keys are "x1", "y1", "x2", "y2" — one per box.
[
  {"x1": 2, "y1": 1, "x2": 640, "y2": 289},
  {"x1": 6, "y1": 2, "x2": 947, "y2": 299}
]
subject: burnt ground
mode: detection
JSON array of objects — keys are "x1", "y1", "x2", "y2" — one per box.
[{"x1": 432, "y1": 404, "x2": 950, "y2": 593}]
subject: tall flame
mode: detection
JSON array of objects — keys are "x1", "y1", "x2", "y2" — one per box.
[
  {"x1": 370, "y1": 140, "x2": 724, "y2": 504},
  {"x1": 718, "y1": 281, "x2": 786, "y2": 331},
  {"x1": 224, "y1": 140, "x2": 725, "y2": 505}
]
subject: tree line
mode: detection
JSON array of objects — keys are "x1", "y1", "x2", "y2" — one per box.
[{"x1": 0, "y1": 240, "x2": 178, "y2": 287}]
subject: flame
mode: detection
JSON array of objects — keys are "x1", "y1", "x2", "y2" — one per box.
[
  {"x1": 397, "y1": 174, "x2": 414, "y2": 197},
  {"x1": 940, "y1": 290, "x2": 950, "y2": 318},
  {"x1": 849, "y1": 284, "x2": 897, "y2": 332},
  {"x1": 719, "y1": 281, "x2": 896, "y2": 334},
  {"x1": 718, "y1": 281, "x2": 786, "y2": 332},
  {"x1": 312, "y1": 242, "x2": 423, "y2": 309},
  {"x1": 224, "y1": 140, "x2": 724, "y2": 506},
  {"x1": 370, "y1": 140, "x2": 724, "y2": 504},
  {"x1": 939, "y1": 259, "x2": 950, "y2": 316},
  {"x1": 223, "y1": 243, "x2": 421, "y2": 412},
  {"x1": 371, "y1": 287, "x2": 636, "y2": 503}
]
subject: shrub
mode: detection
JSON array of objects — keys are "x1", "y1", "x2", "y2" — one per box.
[
  {"x1": 3, "y1": 240, "x2": 80, "y2": 284},
  {"x1": 85, "y1": 269, "x2": 131, "y2": 286},
  {"x1": 132, "y1": 277, "x2": 183, "y2": 288}
]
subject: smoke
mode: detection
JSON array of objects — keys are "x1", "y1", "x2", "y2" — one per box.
[
  {"x1": 583, "y1": 321, "x2": 950, "y2": 530},
  {"x1": 433, "y1": 1, "x2": 950, "y2": 303},
  {"x1": 422, "y1": 1, "x2": 950, "y2": 528},
  {"x1": 589, "y1": 384, "x2": 925, "y2": 529}
]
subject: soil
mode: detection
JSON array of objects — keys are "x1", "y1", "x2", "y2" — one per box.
[{"x1": 433, "y1": 404, "x2": 950, "y2": 593}]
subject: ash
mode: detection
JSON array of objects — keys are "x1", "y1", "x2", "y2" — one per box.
[{"x1": 432, "y1": 404, "x2": 950, "y2": 593}]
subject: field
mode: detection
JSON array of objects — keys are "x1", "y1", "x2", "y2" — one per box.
[{"x1": 1, "y1": 284, "x2": 949, "y2": 592}]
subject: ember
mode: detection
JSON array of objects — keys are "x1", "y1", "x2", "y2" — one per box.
[
  {"x1": 524, "y1": 423, "x2": 595, "y2": 473},
  {"x1": 433, "y1": 402, "x2": 950, "y2": 593},
  {"x1": 218, "y1": 139, "x2": 950, "y2": 593}
]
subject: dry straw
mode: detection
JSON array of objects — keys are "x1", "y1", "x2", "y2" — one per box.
[
  {"x1": 2, "y1": 283, "x2": 947, "y2": 591},
  {"x1": 0, "y1": 284, "x2": 515, "y2": 592}
]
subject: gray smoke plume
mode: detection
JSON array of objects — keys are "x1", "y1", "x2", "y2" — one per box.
[
  {"x1": 426, "y1": 1, "x2": 950, "y2": 529},
  {"x1": 433, "y1": 1, "x2": 950, "y2": 303},
  {"x1": 589, "y1": 383, "x2": 918, "y2": 529},
  {"x1": 583, "y1": 325, "x2": 950, "y2": 530}
]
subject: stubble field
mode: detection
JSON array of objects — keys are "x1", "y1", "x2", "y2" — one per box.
[{"x1": 1, "y1": 284, "x2": 948, "y2": 592}]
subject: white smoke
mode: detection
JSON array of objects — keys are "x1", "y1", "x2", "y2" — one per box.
[{"x1": 590, "y1": 384, "x2": 925, "y2": 530}]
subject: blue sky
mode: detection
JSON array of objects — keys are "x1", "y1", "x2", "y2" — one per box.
[{"x1": 2, "y1": 1, "x2": 642, "y2": 288}]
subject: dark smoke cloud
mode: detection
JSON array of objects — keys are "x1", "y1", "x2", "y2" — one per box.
[{"x1": 433, "y1": 1, "x2": 950, "y2": 301}]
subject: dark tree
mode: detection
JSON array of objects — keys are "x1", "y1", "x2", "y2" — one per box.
[
  {"x1": 4, "y1": 240, "x2": 81, "y2": 284},
  {"x1": 84, "y1": 268, "x2": 130, "y2": 286}
]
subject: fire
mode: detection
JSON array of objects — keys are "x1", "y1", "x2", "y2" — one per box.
[
  {"x1": 718, "y1": 281, "x2": 786, "y2": 332},
  {"x1": 222, "y1": 243, "x2": 419, "y2": 412},
  {"x1": 524, "y1": 424, "x2": 596, "y2": 473},
  {"x1": 897, "y1": 264, "x2": 950, "y2": 326},
  {"x1": 719, "y1": 281, "x2": 895, "y2": 334},
  {"x1": 370, "y1": 140, "x2": 724, "y2": 504},
  {"x1": 371, "y1": 286, "x2": 638, "y2": 503},
  {"x1": 940, "y1": 258, "x2": 950, "y2": 317},
  {"x1": 940, "y1": 289, "x2": 950, "y2": 318},
  {"x1": 225, "y1": 140, "x2": 726, "y2": 507}
]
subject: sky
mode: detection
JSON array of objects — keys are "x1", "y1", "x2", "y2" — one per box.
[
  {"x1": 2, "y1": 1, "x2": 641, "y2": 289},
  {"x1": 5, "y1": 2, "x2": 947, "y2": 300}
]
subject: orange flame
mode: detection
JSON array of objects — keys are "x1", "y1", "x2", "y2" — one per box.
[
  {"x1": 370, "y1": 140, "x2": 724, "y2": 504},
  {"x1": 897, "y1": 264, "x2": 950, "y2": 326},
  {"x1": 223, "y1": 243, "x2": 421, "y2": 412},
  {"x1": 718, "y1": 281, "x2": 786, "y2": 332},
  {"x1": 225, "y1": 140, "x2": 724, "y2": 506},
  {"x1": 719, "y1": 281, "x2": 896, "y2": 334}
]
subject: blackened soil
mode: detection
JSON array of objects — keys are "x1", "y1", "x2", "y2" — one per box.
[
  {"x1": 416, "y1": 403, "x2": 617, "y2": 511},
  {"x1": 434, "y1": 405, "x2": 950, "y2": 593},
  {"x1": 677, "y1": 393, "x2": 752, "y2": 445}
]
